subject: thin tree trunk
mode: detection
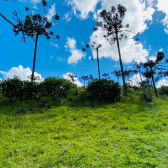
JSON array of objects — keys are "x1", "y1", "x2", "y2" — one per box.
[
  {"x1": 31, "y1": 33, "x2": 39, "y2": 82},
  {"x1": 0, "y1": 13, "x2": 14, "y2": 26},
  {"x1": 151, "y1": 68, "x2": 158, "y2": 97},
  {"x1": 139, "y1": 69, "x2": 143, "y2": 82},
  {"x1": 115, "y1": 31, "x2": 127, "y2": 95},
  {"x1": 96, "y1": 48, "x2": 101, "y2": 80},
  {"x1": 148, "y1": 84, "x2": 151, "y2": 99}
]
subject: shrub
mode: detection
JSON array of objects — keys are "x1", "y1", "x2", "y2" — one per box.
[
  {"x1": 160, "y1": 86, "x2": 168, "y2": 95},
  {"x1": 0, "y1": 78, "x2": 23, "y2": 101},
  {"x1": 127, "y1": 87, "x2": 135, "y2": 93},
  {"x1": 40, "y1": 77, "x2": 75, "y2": 99},
  {"x1": 22, "y1": 81, "x2": 40, "y2": 99},
  {"x1": 87, "y1": 79, "x2": 121, "y2": 102}
]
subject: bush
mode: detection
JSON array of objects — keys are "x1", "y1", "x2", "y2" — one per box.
[
  {"x1": 0, "y1": 78, "x2": 23, "y2": 101},
  {"x1": 87, "y1": 79, "x2": 121, "y2": 102},
  {"x1": 22, "y1": 81, "x2": 40, "y2": 99},
  {"x1": 40, "y1": 77, "x2": 75, "y2": 99},
  {"x1": 0, "y1": 77, "x2": 76, "y2": 101},
  {"x1": 160, "y1": 86, "x2": 168, "y2": 95}
]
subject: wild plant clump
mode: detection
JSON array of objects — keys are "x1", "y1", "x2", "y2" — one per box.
[
  {"x1": 87, "y1": 79, "x2": 121, "y2": 102},
  {"x1": 160, "y1": 86, "x2": 168, "y2": 95},
  {"x1": 0, "y1": 77, "x2": 76, "y2": 102}
]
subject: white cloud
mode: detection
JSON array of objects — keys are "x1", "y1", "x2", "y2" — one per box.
[
  {"x1": 65, "y1": 37, "x2": 86, "y2": 64},
  {"x1": 157, "y1": 79, "x2": 168, "y2": 88},
  {"x1": 66, "y1": 0, "x2": 155, "y2": 22},
  {"x1": 149, "y1": 48, "x2": 163, "y2": 61},
  {"x1": 129, "y1": 73, "x2": 145, "y2": 86},
  {"x1": 46, "y1": 3, "x2": 56, "y2": 21},
  {"x1": 149, "y1": 55, "x2": 156, "y2": 61},
  {"x1": 90, "y1": 31, "x2": 148, "y2": 63},
  {"x1": 93, "y1": 12, "x2": 99, "y2": 20},
  {"x1": 19, "y1": 0, "x2": 41, "y2": 5},
  {"x1": 33, "y1": 5, "x2": 38, "y2": 9},
  {"x1": 113, "y1": 63, "x2": 120, "y2": 68},
  {"x1": 90, "y1": 0, "x2": 155, "y2": 63},
  {"x1": 66, "y1": 0, "x2": 155, "y2": 63},
  {"x1": 146, "y1": 0, "x2": 155, "y2": 7},
  {"x1": 66, "y1": 0, "x2": 100, "y2": 19},
  {"x1": 157, "y1": 0, "x2": 168, "y2": 33},
  {"x1": 50, "y1": 56, "x2": 53, "y2": 59},
  {"x1": 0, "y1": 65, "x2": 43, "y2": 82},
  {"x1": 63, "y1": 72, "x2": 83, "y2": 87},
  {"x1": 50, "y1": 42, "x2": 59, "y2": 48},
  {"x1": 31, "y1": 0, "x2": 41, "y2": 4},
  {"x1": 64, "y1": 12, "x2": 72, "y2": 22},
  {"x1": 164, "y1": 29, "x2": 168, "y2": 34},
  {"x1": 57, "y1": 57, "x2": 67, "y2": 62},
  {"x1": 157, "y1": 0, "x2": 168, "y2": 15}
]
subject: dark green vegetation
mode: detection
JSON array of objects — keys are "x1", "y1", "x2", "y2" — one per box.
[{"x1": 1, "y1": 78, "x2": 168, "y2": 167}]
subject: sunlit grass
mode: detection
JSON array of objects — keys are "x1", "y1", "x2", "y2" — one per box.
[{"x1": 0, "y1": 95, "x2": 168, "y2": 167}]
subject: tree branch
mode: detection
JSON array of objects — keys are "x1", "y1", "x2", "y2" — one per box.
[{"x1": 0, "y1": 13, "x2": 15, "y2": 26}]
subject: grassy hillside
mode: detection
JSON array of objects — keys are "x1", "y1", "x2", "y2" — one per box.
[{"x1": 1, "y1": 95, "x2": 168, "y2": 167}]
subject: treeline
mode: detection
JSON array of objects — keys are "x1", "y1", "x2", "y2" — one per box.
[{"x1": 0, "y1": 77, "x2": 121, "y2": 103}]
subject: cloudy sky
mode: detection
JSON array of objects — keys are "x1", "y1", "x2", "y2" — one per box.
[{"x1": 0, "y1": 0, "x2": 168, "y2": 87}]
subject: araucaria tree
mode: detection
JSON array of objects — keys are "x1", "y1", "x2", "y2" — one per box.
[
  {"x1": 13, "y1": 0, "x2": 60, "y2": 82},
  {"x1": 79, "y1": 76, "x2": 89, "y2": 87},
  {"x1": 94, "y1": 4, "x2": 138, "y2": 95},
  {"x1": 82, "y1": 42, "x2": 102, "y2": 79},
  {"x1": 143, "y1": 51, "x2": 167, "y2": 97},
  {"x1": 112, "y1": 70, "x2": 121, "y2": 83}
]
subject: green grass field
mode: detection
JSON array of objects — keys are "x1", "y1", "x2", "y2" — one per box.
[{"x1": 1, "y1": 96, "x2": 168, "y2": 167}]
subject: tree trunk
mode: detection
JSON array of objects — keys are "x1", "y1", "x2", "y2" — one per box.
[
  {"x1": 31, "y1": 33, "x2": 39, "y2": 82},
  {"x1": 151, "y1": 68, "x2": 158, "y2": 97},
  {"x1": 115, "y1": 31, "x2": 127, "y2": 95},
  {"x1": 96, "y1": 48, "x2": 101, "y2": 80},
  {"x1": 0, "y1": 13, "x2": 14, "y2": 26},
  {"x1": 139, "y1": 69, "x2": 143, "y2": 82}
]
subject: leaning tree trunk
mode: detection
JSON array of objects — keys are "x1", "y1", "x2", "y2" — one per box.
[
  {"x1": 115, "y1": 31, "x2": 127, "y2": 95},
  {"x1": 31, "y1": 33, "x2": 39, "y2": 82},
  {"x1": 151, "y1": 68, "x2": 158, "y2": 97},
  {"x1": 96, "y1": 47, "x2": 101, "y2": 80}
]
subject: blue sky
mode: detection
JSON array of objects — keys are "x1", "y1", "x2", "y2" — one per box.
[{"x1": 0, "y1": 0, "x2": 168, "y2": 87}]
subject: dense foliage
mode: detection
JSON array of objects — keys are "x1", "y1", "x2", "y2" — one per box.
[
  {"x1": 0, "y1": 77, "x2": 75, "y2": 101},
  {"x1": 39, "y1": 77, "x2": 75, "y2": 99},
  {"x1": 160, "y1": 86, "x2": 168, "y2": 95},
  {"x1": 87, "y1": 79, "x2": 121, "y2": 102},
  {"x1": 0, "y1": 78, "x2": 23, "y2": 101}
]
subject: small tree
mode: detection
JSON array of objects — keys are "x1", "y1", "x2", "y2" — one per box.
[
  {"x1": 102, "y1": 73, "x2": 109, "y2": 79},
  {"x1": 82, "y1": 42, "x2": 102, "y2": 79},
  {"x1": 12, "y1": 0, "x2": 60, "y2": 82},
  {"x1": 111, "y1": 70, "x2": 121, "y2": 83},
  {"x1": 143, "y1": 52, "x2": 167, "y2": 97},
  {"x1": 132, "y1": 62, "x2": 144, "y2": 82},
  {"x1": 68, "y1": 73, "x2": 77, "y2": 83},
  {"x1": 94, "y1": 4, "x2": 139, "y2": 95},
  {"x1": 79, "y1": 76, "x2": 89, "y2": 88}
]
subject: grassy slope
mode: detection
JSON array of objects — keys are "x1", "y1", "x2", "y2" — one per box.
[{"x1": 0, "y1": 97, "x2": 168, "y2": 168}]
